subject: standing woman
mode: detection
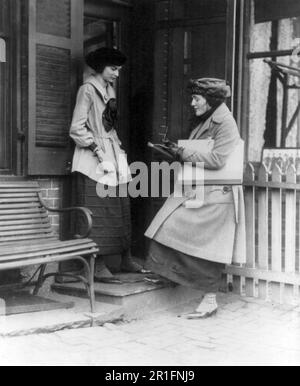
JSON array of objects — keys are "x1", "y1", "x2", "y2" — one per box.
[
  {"x1": 145, "y1": 78, "x2": 246, "y2": 318},
  {"x1": 70, "y1": 47, "x2": 144, "y2": 282}
]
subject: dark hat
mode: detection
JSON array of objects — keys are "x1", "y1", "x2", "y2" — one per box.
[
  {"x1": 188, "y1": 78, "x2": 231, "y2": 99},
  {"x1": 85, "y1": 47, "x2": 127, "y2": 72}
]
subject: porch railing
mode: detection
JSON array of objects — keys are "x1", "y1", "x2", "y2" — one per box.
[{"x1": 225, "y1": 161, "x2": 300, "y2": 305}]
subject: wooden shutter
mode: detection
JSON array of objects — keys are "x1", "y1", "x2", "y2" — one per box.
[{"x1": 27, "y1": 0, "x2": 83, "y2": 175}]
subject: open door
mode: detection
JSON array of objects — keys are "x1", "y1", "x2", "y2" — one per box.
[
  {"x1": 153, "y1": 0, "x2": 238, "y2": 144},
  {"x1": 149, "y1": 0, "x2": 238, "y2": 221},
  {"x1": 84, "y1": 0, "x2": 131, "y2": 152}
]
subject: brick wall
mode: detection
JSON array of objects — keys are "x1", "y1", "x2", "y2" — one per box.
[
  {"x1": 18, "y1": 177, "x2": 64, "y2": 293},
  {"x1": 34, "y1": 177, "x2": 63, "y2": 236}
]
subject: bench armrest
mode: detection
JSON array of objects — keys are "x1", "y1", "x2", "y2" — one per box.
[{"x1": 38, "y1": 193, "x2": 93, "y2": 239}]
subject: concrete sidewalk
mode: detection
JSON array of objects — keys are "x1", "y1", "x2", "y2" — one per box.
[{"x1": 0, "y1": 293, "x2": 300, "y2": 366}]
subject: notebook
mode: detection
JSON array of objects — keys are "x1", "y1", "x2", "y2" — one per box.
[{"x1": 177, "y1": 139, "x2": 244, "y2": 185}]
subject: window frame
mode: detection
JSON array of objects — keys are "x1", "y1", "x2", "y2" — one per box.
[{"x1": 240, "y1": 0, "x2": 300, "y2": 162}]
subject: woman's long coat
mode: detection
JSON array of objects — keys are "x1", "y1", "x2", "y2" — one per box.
[
  {"x1": 145, "y1": 103, "x2": 246, "y2": 265},
  {"x1": 70, "y1": 75, "x2": 131, "y2": 185}
]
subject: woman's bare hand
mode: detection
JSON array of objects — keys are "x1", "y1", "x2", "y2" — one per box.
[{"x1": 94, "y1": 150, "x2": 103, "y2": 163}]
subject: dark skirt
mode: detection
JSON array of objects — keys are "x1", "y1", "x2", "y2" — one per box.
[
  {"x1": 75, "y1": 173, "x2": 131, "y2": 255},
  {"x1": 146, "y1": 240, "x2": 224, "y2": 292}
]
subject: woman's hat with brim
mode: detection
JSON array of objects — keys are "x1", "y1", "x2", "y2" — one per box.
[
  {"x1": 188, "y1": 78, "x2": 231, "y2": 99},
  {"x1": 85, "y1": 47, "x2": 127, "y2": 71}
]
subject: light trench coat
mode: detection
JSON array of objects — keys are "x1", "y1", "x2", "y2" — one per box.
[
  {"x1": 145, "y1": 103, "x2": 246, "y2": 265},
  {"x1": 70, "y1": 75, "x2": 131, "y2": 185}
]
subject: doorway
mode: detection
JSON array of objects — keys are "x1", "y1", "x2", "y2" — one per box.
[
  {"x1": 83, "y1": 16, "x2": 119, "y2": 81},
  {"x1": 83, "y1": 0, "x2": 131, "y2": 149},
  {"x1": 71, "y1": 1, "x2": 134, "y2": 269}
]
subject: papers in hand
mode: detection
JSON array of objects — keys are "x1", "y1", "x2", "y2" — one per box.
[{"x1": 177, "y1": 139, "x2": 244, "y2": 185}]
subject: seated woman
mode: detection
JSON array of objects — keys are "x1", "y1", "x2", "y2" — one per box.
[{"x1": 145, "y1": 78, "x2": 246, "y2": 318}]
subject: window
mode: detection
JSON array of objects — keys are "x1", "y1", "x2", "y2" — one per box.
[{"x1": 247, "y1": 0, "x2": 300, "y2": 162}]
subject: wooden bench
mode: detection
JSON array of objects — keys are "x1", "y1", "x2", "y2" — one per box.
[{"x1": 0, "y1": 180, "x2": 99, "y2": 313}]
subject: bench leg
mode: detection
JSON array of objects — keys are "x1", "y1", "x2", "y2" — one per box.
[
  {"x1": 31, "y1": 256, "x2": 96, "y2": 314},
  {"x1": 33, "y1": 264, "x2": 47, "y2": 296}
]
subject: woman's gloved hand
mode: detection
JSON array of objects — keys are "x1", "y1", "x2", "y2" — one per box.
[
  {"x1": 161, "y1": 138, "x2": 177, "y2": 148},
  {"x1": 162, "y1": 139, "x2": 184, "y2": 161}
]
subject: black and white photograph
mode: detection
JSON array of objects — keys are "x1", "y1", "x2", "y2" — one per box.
[{"x1": 0, "y1": 0, "x2": 300, "y2": 368}]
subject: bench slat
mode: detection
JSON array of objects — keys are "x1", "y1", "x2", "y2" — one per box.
[
  {"x1": 0, "y1": 193, "x2": 39, "y2": 198},
  {"x1": 0, "y1": 234, "x2": 56, "y2": 244},
  {"x1": 0, "y1": 219, "x2": 50, "y2": 227},
  {"x1": 0, "y1": 182, "x2": 40, "y2": 188},
  {"x1": 0, "y1": 202, "x2": 41, "y2": 209},
  {"x1": 0, "y1": 196, "x2": 40, "y2": 207},
  {"x1": 0, "y1": 224, "x2": 53, "y2": 234},
  {"x1": 0, "y1": 208, "x2": 46, "y2": 215},
  {"x1": 0, "y1": 248, "x2": 99, "y2": 271},
  {"x1": 0, "y1": 213, "x2": 48, "y2": 220},
  {"x1": 0, "y1": 227, "x2": 53, "y2": 237},
  {"x1": 0, "y1": 238, "x2": 96, "y2": 255},
  {"x1": 0, "y1": 242, "x2": 97, "y2": 262},
  {"x1": 0, "y1": 223, "x2": 52, "y2": 232},
  {"x1": 0, "y1": 188, "x2": 40, "y2": 192}
]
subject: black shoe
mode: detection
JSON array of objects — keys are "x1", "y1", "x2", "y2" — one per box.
[
  {"x1": 120, "y1": 259, "x2": 150, "y2": 274},
  {"x1": 94, "y1": 275, "x2": 123, "y2": 284}
]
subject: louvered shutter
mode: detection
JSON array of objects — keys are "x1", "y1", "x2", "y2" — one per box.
[{"x1": 27, "y1": 0, "x2": 83, "y2": 175}]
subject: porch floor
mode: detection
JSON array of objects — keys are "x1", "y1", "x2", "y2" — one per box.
[{"x1": 1, "y1": 292, "x2": 300, "y2": 366}]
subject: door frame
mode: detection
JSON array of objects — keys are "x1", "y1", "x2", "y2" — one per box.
[
  {"x1": 0, "y1": 0, "x2": 21, "y2": 176},
  {"x1": 84, "y1": 0, "x2": 132, "y2": 151}
]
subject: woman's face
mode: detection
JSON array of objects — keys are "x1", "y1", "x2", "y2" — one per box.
[
  {"x1": 191, "y1": 94, "x2": 210, "y2": 116},
  {"x1": 101, "y1": 65, "x2": 122, "y2": 83}
]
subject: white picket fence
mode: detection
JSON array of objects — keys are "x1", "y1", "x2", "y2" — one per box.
[{"x1": 225, "y1": 161, "x2": 300, "y2": 305}]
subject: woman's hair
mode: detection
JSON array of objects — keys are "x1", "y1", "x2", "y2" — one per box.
[
  {"x1": 187, "y1": 78, "x2": 231, "y2": 107},
  {"x1": 85, "y1": 47, "x2": 127, "y2": 73},
  {"x1": 203, "y1": 94, "x2": 225, "y2": 108},
  {"x1": 102, "y1": 98, "x2": 118, "y2": 132}
]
